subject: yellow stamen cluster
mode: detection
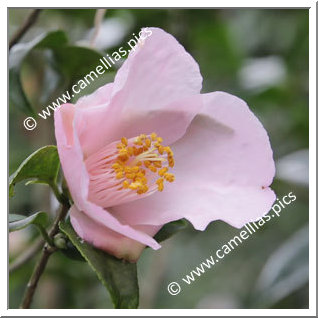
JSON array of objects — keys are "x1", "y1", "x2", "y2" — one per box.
[{"x1": 111, "y1": 133, "x2": 175, "y2": 194}]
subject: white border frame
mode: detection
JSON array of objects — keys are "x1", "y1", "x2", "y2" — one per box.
[{"x1": 3, "y1": 1, "x2": 316, "y2": 316}]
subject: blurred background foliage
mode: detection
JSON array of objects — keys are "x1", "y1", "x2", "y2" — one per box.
[{"x1": 9, "y1": 8, "x2": 309, "y2": 309}]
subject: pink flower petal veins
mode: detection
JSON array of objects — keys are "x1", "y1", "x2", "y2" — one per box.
[
  {"x1": 111, "y1": 92, "x2": 276, "y2": 229},
  {"x1": 54, "y1": 27, "x2": 276, "y2": 260},
  {"x1": 54, "y1": 104, "x2": 161, "y2": 250},
  {"x1": 70, "y1": 205, "x2": 161, "y2": 262},
  {"x1": 74, "y1": 27, "x2": 203, "y2": 158}
]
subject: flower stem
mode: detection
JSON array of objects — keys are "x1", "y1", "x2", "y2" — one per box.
[
  {"x1": 50, "y1": 182, "x2": 69, "y2": 206},
  {"x1": 9, "y1": 9, "x2": 42, "y2": 50},
  {"x1": 37, "y1": 225, "x2": 54, "y2": 247},
  {"x1": 20, "y1": 244, "x2": 55, "y2": 309},
  {"x1": 90, "y1": 9, "x2": 107, "y2": 47},
  {"x1": 20, "y1": 202, "x2": 70, "y2": 309}
]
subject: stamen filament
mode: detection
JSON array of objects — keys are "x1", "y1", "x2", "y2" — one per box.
[{"x1": 111, "y1": 133, "x2": 175, "y2": 194}]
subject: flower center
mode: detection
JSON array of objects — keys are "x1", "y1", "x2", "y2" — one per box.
[{"x1": 112, "y1": 133, "x2": 175, "y2": 195}]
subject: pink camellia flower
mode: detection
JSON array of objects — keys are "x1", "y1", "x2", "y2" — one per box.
[{"x1": 54, "y1": 27, "x2": 275, "y2": 262}]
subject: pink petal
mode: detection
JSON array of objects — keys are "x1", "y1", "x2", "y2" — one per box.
[
  {"x1": 74, "y1": 27, "x2": 203, "y2": 157},
  {"x1": 54, "y1": 26, "x2": 204, "y2": 250},
  {"x1": 54, "y1": 104, "x2": 161, "y2": 249},
  {"x1": 111, "y1": 27, "x2": 202, "y2": 107},
  {"x1": 110, "y1": 92, "x2": 276, "y2": 230},
  {"x1": 70, "y1": 205, "x2": 161, "y2": 262},
  {"x1": 75, "y1": 83, "x2": 114, "y2": 109},
  {"x1": 85, "y1": 136, "x2": 165, "y2": 208}
]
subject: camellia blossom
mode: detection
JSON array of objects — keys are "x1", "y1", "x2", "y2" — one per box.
[{"x1": 54, "y1": 27, "x2": 275, "y2": 262}]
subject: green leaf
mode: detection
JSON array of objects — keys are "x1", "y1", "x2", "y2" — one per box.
[
  {"x1": 9, "y1": 67, "x2": 35, "y2": 115},
  {"x1": 154, "y1": 219, "x2": 188, "y2": 243},
  {"x1": 61, "y1": 240, "x2": 86, "y2": 262},
  {"x1": 59, "y1": 221, "x2": 139, "y2": 309},
  {"x1": 9, "y1": 30, "x2": 68, "y2": 114},
  {"x1": 9, "y1": 145, "x2": 60, "y2": 198},
  {"x1": 51, "y1": 45, "x2": 113, "y2": 104},
  {"x1": 53, "y1": 46, "x2": 105, "y2": 81},
  {"x1": 9, "y1": 29, "x2": 110, "y2": 115},
  {"x1": 9, "y1": 214, "x2": 25, "y2": 222},
  {"x1": 253, "y1": 225, "x2": 309, "y2": 307},
  {"x1": 9, "y1": 212, "x2": 48, "y2": 232}
]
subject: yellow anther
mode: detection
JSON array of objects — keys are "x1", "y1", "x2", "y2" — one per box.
[
  {"x1": 131, "y1": 166, "x2": 140, "y2": 173},
  {"x1": 123, "y1": 180, "x2": 130, "y2": 189},
  {"x1": 112, "y1": 133, "x2": 175, "y2": 195},
  {"x1": 121, "y1": 137, "x2": 128, "y2": 146},
  {"x1": 145, "y1": 138, "x2": 151, "y2": 148},
  {"x1": 150, "y1": 132, "x2": 157, "y2": 141},
  {"x1": 124, "y1": 166, "x2": 131, "y2": 173},
  {"x1": 149, "y1": 165, "x2": 157, "y2": 173},
  {"x1": 158, "y1": 167, "x2": 168, "y2": 177},
  {"x1": 134, "y1": 138, "x2": 142, "y2": 145},
  {"x1": 116, "y1": 143, "x2": 125, "y2": 149},
  {"x1": 164, "y1": 173, "x2": 175, "y2": 182},
  {"x1": 168, "y1": 158, "x2": 175, "y2": 168},
  {"x1": 119, "y1": 148, "x2": 128, "y2": 155},
  {"x1": 126, "y1": 173, "x2": 136, "y2": 179},
  {"x1": 137, "y1": 170, "x2": 146, "y2": 177},
  {"x1": 136, "y1": 176, "x2": 147, "y2": 184},
  {"x1": 118, "y1": 154, "x2": 129, "y2": 162},
  {"x1": 153, "y1": 161, "x2": 162, "y2": 168},
  {"x1": 164, "y1": 146, "x2": 173, "y2": 156},
  {"x1": 136, "y1": 184, "x2": 147, "y2": 194},
  {"x1": 134, "y1": 147, "x2": 143, "y2": 156},
  {"x1": 156, "y1": 178, "x2": 164, "y2": 192},
  {"x1": 129, "y1": 182, "x2": 142, "y2": 190},
  {"x1": 116, "y1": 171, "x2": 124, "y2": 179},
  {"x1": 127, "y1": 147, "x2": 134, "y2": 156},
  {"x1": 112, "y1": 163, "x2": 121, "y2": 170},
  {"x1": 144, "y1": 160, "x2": 151, "y2": 168}
]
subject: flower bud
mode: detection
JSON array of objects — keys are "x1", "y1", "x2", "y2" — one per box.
[{"x1": 53, "y1": 233, "x2": 67, "y2": 249}]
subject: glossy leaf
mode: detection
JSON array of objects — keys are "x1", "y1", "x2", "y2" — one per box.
[
  {"x1": 9, "y1": 214, "x2": 25, "y2": 222},
  {"x1": 59, "y1": 221, "x2": 139, "y2": 309},
  {"x1": 253, "y1": 225, "x2": 309, "y2": 307},
  {"x1": 9, "y1": 31, "x2": 68, "y2": 114},
  {"x1": 154, "y1": 219, "x2": 188, "y2": 243},
  {"x1": 53, "y1": 46, "x2": 105, "y2": 80},
  {"x1": 9, "y1": 145, "x2": 60, "y2": 198},
  {"x1": 9, "y1": 212, "x2": 48, "y2": 232},
  {"x1": 61, "y1": 240, "x2": 86, "y2": 262}
]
